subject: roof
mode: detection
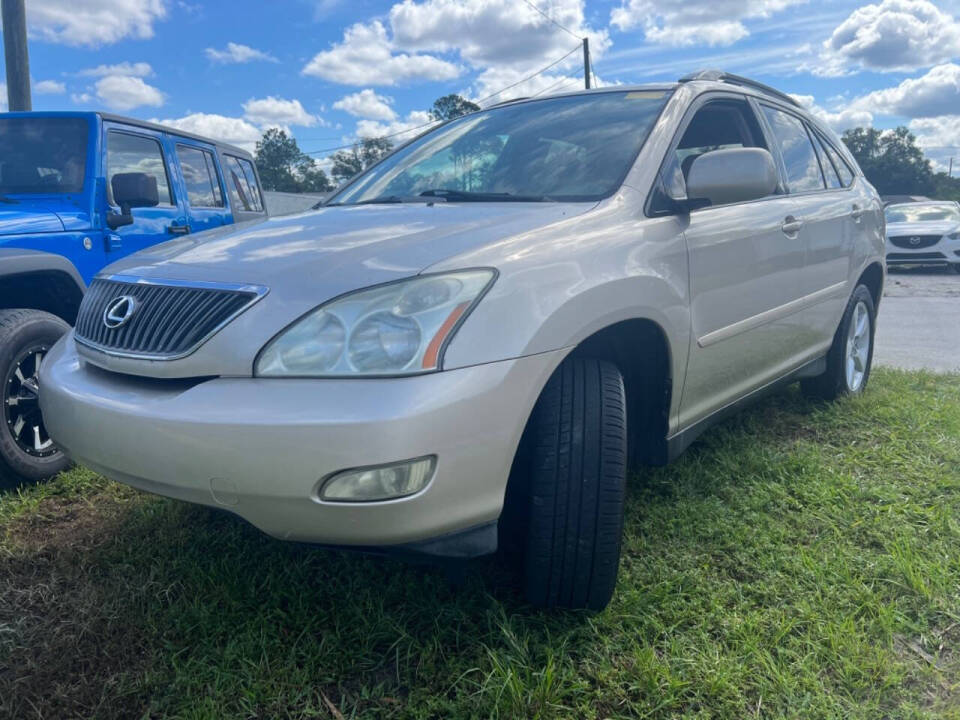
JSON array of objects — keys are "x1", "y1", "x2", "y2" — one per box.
[{"x1": 0, "y1": 110, "x2": 254, "y2": 159}]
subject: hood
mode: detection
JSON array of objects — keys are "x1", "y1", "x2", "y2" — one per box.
[
  {"x1": 886, "y1": 221, "x2": 959, "y2": 237},
  {"x1": 104, "y1": 201, "x2": 595, "y2": 298},
  {"x1": 78, "y1": 200, "x2": 597, "y2": 379},
  {"x1": 0, "y1": 207, "x2": 65, "y2": 236}
]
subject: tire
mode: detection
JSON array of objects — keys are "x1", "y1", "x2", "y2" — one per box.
[
  {"x1": 519, "y1": 357, "x2": 627, "y2": 611},
  {"x1": 800, "y1": 285, "x2": 876, "y2": 401},
  {"x1": 0, "y1": 309, "x2": 71, "y2": 488}
]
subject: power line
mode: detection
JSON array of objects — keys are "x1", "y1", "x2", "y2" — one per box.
[
  {"x1": 477, "y1": 43, "x2": 582, "y2": 106},
  {"x1": 531, "y1": 69, "x2": 583, "y2": 98},
  {"x1": 520, "y1": 0, "x2": 581, "y2": 41}
]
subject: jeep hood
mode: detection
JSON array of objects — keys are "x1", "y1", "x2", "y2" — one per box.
[
  {"x1": 104, "y1": 201, "x2": 594, "y2": 293},
  {"x1": 0, "y1": 207, "x2": 65, "y2": 235}
]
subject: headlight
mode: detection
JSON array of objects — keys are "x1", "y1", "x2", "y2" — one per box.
[
  {"x1": 948, "y1": 231, "x2": 960, "y2": 240},
  {"x1": 255, "y1": 269, "x2": 495, "y2": 377}
]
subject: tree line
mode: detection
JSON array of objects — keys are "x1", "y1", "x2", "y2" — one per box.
[
  {"x1": 254, "y1": 94, "x2": 479, "y2": 194},
  {"x1": 255, "y1": 93, "x2": 960, "y2": 203}
]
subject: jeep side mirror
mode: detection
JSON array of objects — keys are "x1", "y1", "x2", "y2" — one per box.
[
  {"x1": 683, "y1": 147, "x2": 779, "y2": 210},
  {"x1": 107, "y1": 172, "x2": 159, "y2": 230}
]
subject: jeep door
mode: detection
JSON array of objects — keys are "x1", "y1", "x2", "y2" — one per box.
[
  {"x1": 664, "y1": 95, "x2": 809, "y2": 429},
  {"x1": 172, "y1": 140, "x2": 230, "y2": 234},
  {"x1": 103, "y1": 123, "x2": 187, "y2": 258}
]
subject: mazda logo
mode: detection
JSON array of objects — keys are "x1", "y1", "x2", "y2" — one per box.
[
  {"x1": 909, "y1": 236, "x2": 922, "y2": 246},
  {"x1": 102, "y1": 295, "x2": 138, "y2": 329}
]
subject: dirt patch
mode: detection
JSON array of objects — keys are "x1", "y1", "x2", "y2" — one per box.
[
  {"x1": 884, "y1": 268, "x2": 960, "y2": 298},
  {"x1": 0, "y1": 492, "x2": 154, "y2": 719}
]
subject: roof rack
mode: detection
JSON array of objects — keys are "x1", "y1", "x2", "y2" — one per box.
[{"x1": 678, "y1": 70, "x2": 800, "y2": 108}]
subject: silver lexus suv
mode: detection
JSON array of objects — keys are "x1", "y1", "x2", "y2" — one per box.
[{"x1": 40, "y1": 71, "x2": 884, "y2": 611}]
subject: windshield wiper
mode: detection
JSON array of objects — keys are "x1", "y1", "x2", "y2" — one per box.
[
  {"x1": 354, "y1": 195, "x2": 448, "y2": 205},
  {"x1": 0, "y1": 194, "x2": 20, "y2": 204},
  {"x1": 419, "y1": 189, "x2": 552, "y2": 202}
]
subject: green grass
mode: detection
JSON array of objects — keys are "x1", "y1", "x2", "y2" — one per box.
[{"x1": 2, "y1": 367, "x2": 960, "y2": 719}]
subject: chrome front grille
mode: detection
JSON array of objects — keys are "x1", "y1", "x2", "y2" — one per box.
[
  {"x1": 889, "y1": 235, "x2": 941, "y2": 249},
  {"x1": 74, "y1": 276, "x2": 267, "y2": 359}
]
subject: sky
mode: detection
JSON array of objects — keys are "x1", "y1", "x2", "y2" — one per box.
[{"x1": 3, "y1": 0, "x2": 960, "y2": 173}]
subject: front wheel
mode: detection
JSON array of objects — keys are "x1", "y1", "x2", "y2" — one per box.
[
  {"x1": 0, "y1": 309, "x2": 71, "y2": 487},
  {"x1": 516, "y1": 357, "x2": 627, "y2": 611},
  {"x1": 801, "y1": 285, "x2": 876, "y2": 400}
]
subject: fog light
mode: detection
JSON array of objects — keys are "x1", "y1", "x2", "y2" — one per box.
[{"x1": 319, "y1": 456, "x2": 436, "y2": 502}]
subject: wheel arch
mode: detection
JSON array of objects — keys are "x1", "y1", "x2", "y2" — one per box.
[
  {"x1": 0, "y1": 250, "x2": 86, "y2": 324},
  {"x1": 856, "y1": 261, "x2": 884, "y2": 311}
]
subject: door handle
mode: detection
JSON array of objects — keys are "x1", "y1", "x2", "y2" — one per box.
[
  {"x1": 167, "y1": 223, "x2": 191, "y2": 235},
  {"x1": 851, "y1": 204, "x2": 864, "y2": 222},
  {"x1": 781, "y1": 216, "x2": 804, "y2": 235}
]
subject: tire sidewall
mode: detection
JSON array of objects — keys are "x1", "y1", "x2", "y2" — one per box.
[{"x1": 0, "y1": 313, "x2": 70, "y2": 484}]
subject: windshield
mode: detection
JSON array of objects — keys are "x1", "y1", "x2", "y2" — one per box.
[
  {"x1": 885, "y1": 203, "x2": 960, "y2": 224},
  {"x1": 0, "y1": 117, "x2": 89, "y2": 195},
  {"x1": 330, "y1": 90, "x2": 671, "y2": 205}
]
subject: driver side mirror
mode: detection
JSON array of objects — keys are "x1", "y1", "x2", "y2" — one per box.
[
  {"x1": 107, "y1": 172, "x2": 159, "y2": 230},
  {"x1": 681, "y1": 147, "x2": 779, "y2": 211}
]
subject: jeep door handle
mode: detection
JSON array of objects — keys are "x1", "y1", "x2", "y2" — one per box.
[
  {"x1": 781, "y1": 216, "x2": 804, "y2": 235},
  {"x1": 167, "y1": 223, "x2": 191, "y2": 235},
  {"x1": 851, "y1": 204, "x2": 864, "y2": 222}
]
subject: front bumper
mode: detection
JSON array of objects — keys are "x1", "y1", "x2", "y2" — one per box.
[
  {"x1": 40, "y1": 335, "x2": 566, "y2": 554},
  {"x1": 886, "y1": 237, "x2": 960, "y2": 266}
]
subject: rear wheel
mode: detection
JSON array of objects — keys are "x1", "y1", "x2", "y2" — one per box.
[
  {"x1": 514, "y1": 357, "x2": 627, "y2": 611},
  {"x1": 801, "y1": 285, "x2": 876, "y2": 401},
  {"x1": 0, "y1": 309, "x2": 71, "y2": 487}
]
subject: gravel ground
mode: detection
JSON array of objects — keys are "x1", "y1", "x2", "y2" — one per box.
[{"x1": 875, "y1": 267, "x2": 960, "y2": 373}]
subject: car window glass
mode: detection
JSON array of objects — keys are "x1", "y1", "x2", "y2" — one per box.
[
  {"x1": 761, "y1": 106, "x2": 825, "y2": 193},
  {"x1": 107, "y1": 132, "x2": 172, "y2": 205},
  {"x1": 811, "y1": 132, "x2": 842, "y2": 189},
  {"x1": 817, "y1": 133, "x2": 854, "y2": 187},
  {"x1": 662, "y1": 99, "x2": 769, "y2": 200},
  {"x1": 176, "y1": 145, "x2": 224, "y2": 207},
  {"x1": 884, "y1": 203, "x2": 960, "y2": 223},
  {"x1": 0, "y1": 117, "x2": 88, "y2": 194},
  {"x1": 225, "y1": 155, "x2": 263, "y2": 213}
]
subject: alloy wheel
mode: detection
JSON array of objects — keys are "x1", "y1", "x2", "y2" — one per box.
[
  {"x1": 844, "y1": 301, "x2": 870, "y2": 392},
  {"x1": 3, "y1": 344, "x2": 57, "y2": 457}
]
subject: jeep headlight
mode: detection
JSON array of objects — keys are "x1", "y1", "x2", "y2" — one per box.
[{"x1": 255, "y1": 270, "x2": 495, "y2": 377}]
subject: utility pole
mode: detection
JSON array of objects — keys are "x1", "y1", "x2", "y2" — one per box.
[
  {"x1": 949, "y1": 157, "x2": 954, "y2": 178},
  {"x1": 2, "y1": 0, "x2": 31, "y2": 111},
  {"x1": 582, "y1": 37, "x2": 591, "y2": 90}
]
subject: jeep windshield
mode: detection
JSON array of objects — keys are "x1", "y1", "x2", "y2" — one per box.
[
  {"x1": 329, "y1": 90, "x2": 671, "y2": 206},
  {"x1": 0, "y1": 117, "x2": 88, "y2": 195},
  {"x1": 885, "y1": 203, "x2": 960, "y2": 223}
]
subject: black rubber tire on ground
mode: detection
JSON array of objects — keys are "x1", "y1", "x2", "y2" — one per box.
[
  {"x1": 519, "y1": 357, "x2": 627, "y2": 611},
  {"x1": 800, "y1": 284, "x2": 876, "y2": 401},
  {"x1": 0, "y1": 309, "x2": 71, "y2": 488}
]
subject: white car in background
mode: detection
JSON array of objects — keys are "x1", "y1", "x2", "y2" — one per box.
[{"x1": 884, "y1": 201, "x2": 960, "y2": 273}]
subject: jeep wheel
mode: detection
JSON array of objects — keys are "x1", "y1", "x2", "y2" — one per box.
[
  {"x1": 801, "y1": 284, "x2": 876, "y2": 401},
  {"x1": 518, "y1": 357, "x2": 627, "y2": 611},
  {"x1": 0, "y1": 309, "x2": 71, "y2": 487}
]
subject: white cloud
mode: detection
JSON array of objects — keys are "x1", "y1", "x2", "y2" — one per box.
[
  {"x1": 152, "y1": 113, "x2": 263, "y2": 152},
  {"x1": 77, "y1": 62, "x2": 153, "y2": 78},
  {"x1": 609, "y1": 0, "x2": 803, "y2": 47},
  {"x1": 95, "y1": 75, "x2": 164, "y2": 111},
  {"x1": 205, "y1": 42, "x2": 278, "y2": 64},
  {"x1": 909, "y1": 115, "x2": 960, "y2": 171},
  {"x1": 790, "y1": 94, "x2": 873, "y2": 133},
  {"x1": 302, "y1": 20, "x2": 461, "y2": 86},
  {"x1": 242, "y1": 96, "x2": 319, "y2": 128},
  {"x1": 27, "y1": 0, "x2": 167, "y2": 47},
  {"x1": 853, "y1": 64, "x2": 960, "y2": 118},
  {"x1": 470, "y1": 66, "x2": 584, "y2": 103},
  {"x1": 333, "y1": 89, "x2": 397, "y2": 121},
  {"x1": 820, "y1": 0, "x2": 960, "y2": 75},
  {"x1": 355, "y1": 110, "x2": 437, "y2": 142},
  {"x1": 71, "y1": 92, "x2": 93, "y2": 104},
  {"x1": 34, "y1": 80, "x2": 65, "y2": 94}
]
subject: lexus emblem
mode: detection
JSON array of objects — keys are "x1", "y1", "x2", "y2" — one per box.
[
  {"x1": 909, "y1": 236, "x2": 922, "y2": 246},
  {"x1": 102, "y1": 295, "x2": 138, "y2": 329}
]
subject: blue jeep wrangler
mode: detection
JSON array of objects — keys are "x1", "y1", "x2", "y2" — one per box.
[{"x1": 0, "y1": 111, "x2": 266, "y2": 485}]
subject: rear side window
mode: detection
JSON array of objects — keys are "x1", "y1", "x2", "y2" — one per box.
[
  {"x1": 760, "y1": 106, "x2": 825, "y2": 193},
  {"x1": 662, "y1": 99, "x2": 769, "y2": 199},
  {"x1": 816, "y1": 132, "x2": 855, "y2": 187},
  {"x1": 811, "y1": 132, "x2": 842, "y2": 189},
  {"x1": 224, "y1": 155, "x2": 264, "y2": 213},
  {"x1": 176, "y1": 145, "x2": 224, "y2": 208},
  {"x1": 107, "y1": 131, "x2": 173, "y2": 205}
]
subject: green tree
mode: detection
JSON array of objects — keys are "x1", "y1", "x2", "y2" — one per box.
[
  {"x1": 254, "y1": 128, "x2": 333, "y2": 193},
  {"x1": 329, "y1": 137, "x2": 394, "y2": 184},
  {"x1": 429, "y1": 94, "x2": 480, "y2": 122},
  {"x1": 931, "y1": 171, "x2": 960, "y2": 202},
  {"x1": 841, "y1": 126, "x2": 935, "y2": 196}
]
